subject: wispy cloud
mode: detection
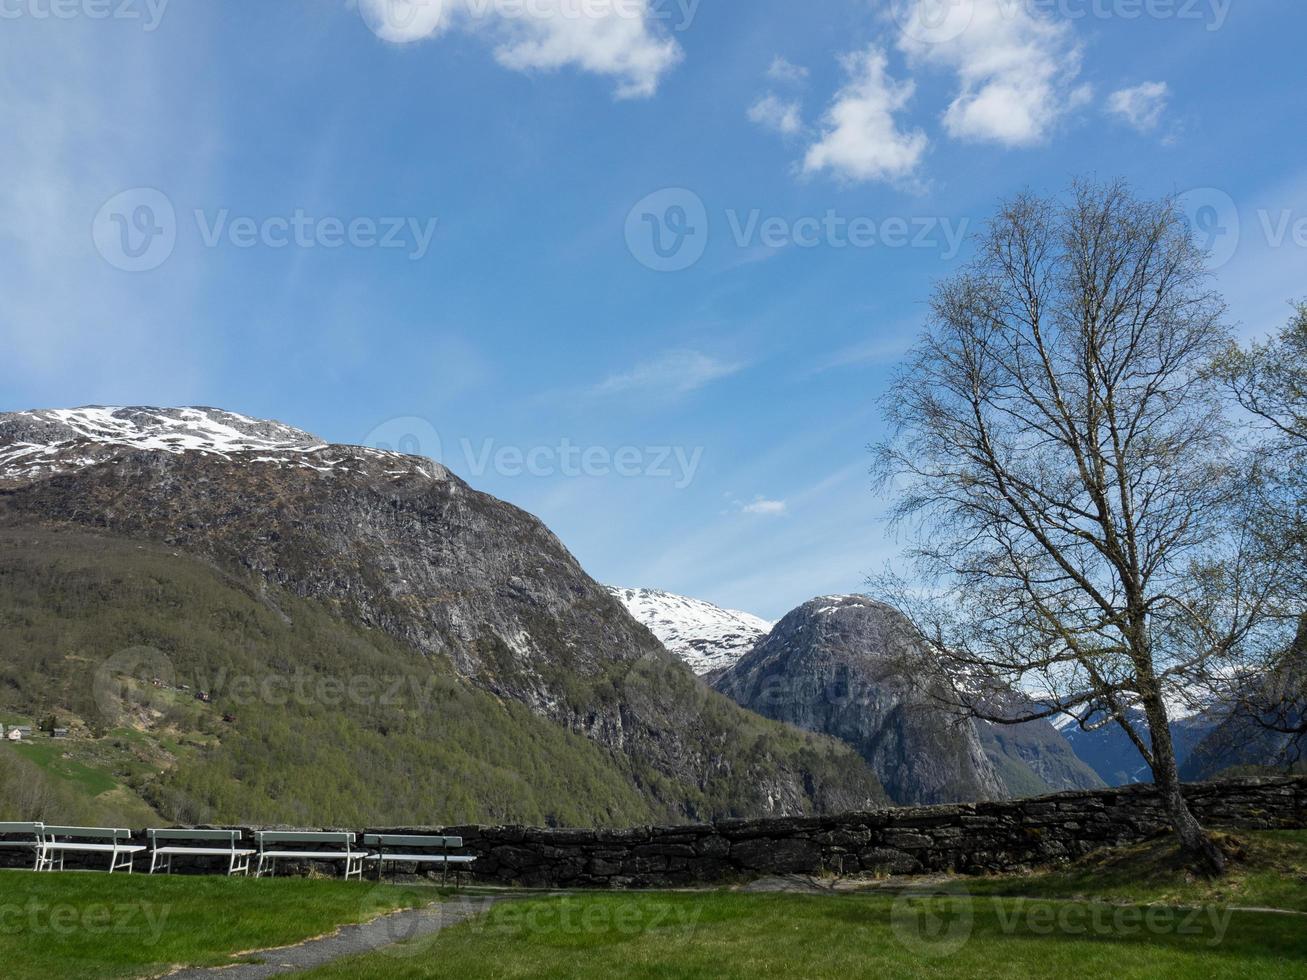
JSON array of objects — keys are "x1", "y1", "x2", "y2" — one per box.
[
  {"x1": 803, "y1": 46, "x2": 927, "y2": 184},
  {"x1": 591, "y1": 350, "x2": 744, "y2": 400},
  {"x1": 1107, "y1": 81, "x2": 1170, "y2": 133},
  {"x1": 357, "y1": 0, "x2": 682, "y2": 99},
  {"x1": 806, "y1": 335, "x2": 913, "y2": 376},
  {"x1": 896, "y1": 0, "x2": 1088, "y2": 147},
  {"x1": 767, "y1": 55, "x2": 809, "y2": 85},
  {"x1": 741, "y1": 497, "x2": 787, "y2": 516},
  {"x1": 747, "y1": 94, "x2": 804, "y2": 136}
]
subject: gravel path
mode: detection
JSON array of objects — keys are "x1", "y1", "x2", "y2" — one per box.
[{"x1": 165, "y1": 894, "x2": 507, "y2": 978}]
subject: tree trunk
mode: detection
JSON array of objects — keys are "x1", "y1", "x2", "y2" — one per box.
[{"x1": 1142, "y1": 694, "x2": 1227, "y2": 875}]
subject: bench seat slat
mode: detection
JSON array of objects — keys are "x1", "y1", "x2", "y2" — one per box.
[
  {"x1": 365, "y1": 853, "x2": 476, "y2": 864},
  {"x1": 152, "y1": 846, "x2": 256, "y2": 857},
  {"x1": 44, "y1": 843, "x2": 146, "y2": 854}
]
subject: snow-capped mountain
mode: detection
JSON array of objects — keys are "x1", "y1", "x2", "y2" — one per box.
[
  {"x1": 607, "y1": 587, "x2": 773, "y2": 675},
  {"x1": 0, "y1": 406, "x2": 884, "y2": 820},
  {"x1": 0, "y1": 406, "x2": 444, "y2": 484}
]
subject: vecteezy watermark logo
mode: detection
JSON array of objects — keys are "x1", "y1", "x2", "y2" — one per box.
[
  {"x1": 357, "y1": 890, "x2": 497, "y2": 959},
  {"x1": 890, "y1": 882, "x2": 975, "y2": 958},
  {"x1": 625, "y1": 188, "x2": 709, "y2": 273},
  {"x1": 889, "y1": 0, "x2": 975, "y2": 45},
  {"x1": 0, "y1": 0, "x2": 170, "y2": 30},
  {"x1": 0, "y1": 901, "x2": 172, "y2": 942},
  {"x1": 362, "y1": 416, "x2": 445, "y2": 465},
  {"x1": 363, "y1": 415, "x2": 704, "y2": 487},
  {"x1": 1177, "y1": 187, "x2": 1240, "y2": 269},
  {"x1": 360, "y1": 0, "x2": 701, "y2": 39},
  {"x1": 889, "y1": 0, "x2": 1232, "y2": 44},
  {"x1": 358, "y1": 0, "x2": 446, "y2": 42},
  {"x1": 92, "y1": 188, "x2": 177, "y2": 272},
  {"x1": 93, "y1": 189, "x2": 440, "y2": 269},
  {"x1": 92, "y1": 646, "x2": 176, "y2": 727},
  {"x1": 625, "y1": 189, "x2": 969, "y2": 272}
]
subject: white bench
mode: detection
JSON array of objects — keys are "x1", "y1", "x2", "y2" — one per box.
[
  {"x1": 39, "y1": 826, "x2": 145, "y2": 873},
  {"x1": 255, "y1": 831, "x2": 364, "y2": 880},
  {"x1": 364, "y1": 834, "x2": 476, "y2": 886},
  {"x1": 0, "y1": 822, "x2": 45, "y2": 871},
  {"x1": 149, "y1": 829, "x2": 255, "y2": 876}
]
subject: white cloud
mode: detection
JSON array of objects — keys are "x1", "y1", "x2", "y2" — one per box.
[
  {"x1": 591, "y1": 350, "x2": 743, "y2": 399},
  {"x1": 767, "y1": 55, "x2": 808, "y2": 85},
  {"x1": 802, "y1": 46, "x2": 927, "y2": 184},
  {"x1": 896, "y1": 0, "x2": 1085, "y2": 147},
  {"x1": 357, "y1": 0, "x2": 681, "y2": 99},
  {"x1": 741, "y1": 497, "x2": 787, "y2": 516},
  {"x1": 1107, "y1": 81, "x2": 1170, "y2": 132},
  {"x1": 747, "y1": 94, "x2": 803, "y2": 136}
]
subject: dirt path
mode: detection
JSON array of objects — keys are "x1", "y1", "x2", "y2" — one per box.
[{"x1": 164, "y1": 894, "x2": 507, "y2": 979}]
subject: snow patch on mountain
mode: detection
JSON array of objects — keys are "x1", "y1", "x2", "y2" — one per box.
[
  {"x1": 0, "y1": 406, "x2": 446, "y2": 483},
  {"x1": 608, "y1": 587, "x2": 773, "y2": 675}
]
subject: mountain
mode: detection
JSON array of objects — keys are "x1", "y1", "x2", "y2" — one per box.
[
  {"x1": 607, "y1": 587, "x2": 772, "y2": 677},
  {"x1": 0, "y1": 407, "x2": 886, "y2": 825},
  {"x1": 713, "y1": 595, "x2": 1102, "y2": 805},
  {"x1": 1053, "y1": 710, "x2": 1220, "y2": 787}
]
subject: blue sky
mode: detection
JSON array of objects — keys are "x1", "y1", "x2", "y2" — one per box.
[{"x1": 2, "y1": 0, "x2": 1304, "y2": 618}]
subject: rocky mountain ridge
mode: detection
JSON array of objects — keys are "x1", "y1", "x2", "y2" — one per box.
[
  {"x1": 712, "y1": 595, "x2": 1104, "y2": 805},
  {"x1": 0, "y1": 406, "x2": 886, "y2": 822},
  {"x1": 606, "y1": 586, "x2": 772, "y2": 676}
]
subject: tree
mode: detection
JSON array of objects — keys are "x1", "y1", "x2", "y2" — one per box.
[
  {"x1": 872, "y1": 180, "x2": 1292, "y2": 874},
  {"x1": 1208, "y1": 302, "x2": 1307, "y2": 750}
]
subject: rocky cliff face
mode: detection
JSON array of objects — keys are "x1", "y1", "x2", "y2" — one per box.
[
  {"x1": 713, "y1": 595, "x2": 1102, "y2": 804},
  {"x1": 714, "y1": 596, "x2": 1005, "y2": 805},
  {"x1": 0, "y1": 407, "x2": 885, "y2": 820}
]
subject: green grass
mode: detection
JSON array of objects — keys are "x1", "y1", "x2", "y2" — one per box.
[
  {"x1": 0, "y1": 871, "x2": 434, "y2": 980},
  {"x1": 5, "y1": 832, "x2": 1307, "y2": 980},
  {"x1": 13, "y1": 742, "x2": 121, "y2": 797},
  {"x1": 968, "y1": 830, "x2": 1307, "y2": 913},
  {"x1": 299, "y1": 890, "x2": 1307, "y2": 980}
]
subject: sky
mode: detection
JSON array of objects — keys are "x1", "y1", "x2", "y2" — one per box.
[{"x1": 2, "y1": 0, "x2": 1305, "y2": 619}]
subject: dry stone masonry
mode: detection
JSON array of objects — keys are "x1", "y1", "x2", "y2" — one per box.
[{"x1": 4, "y1": 777, "x2": 1302, "y2": 885}]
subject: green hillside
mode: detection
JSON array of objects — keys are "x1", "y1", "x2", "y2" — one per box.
[
  {"x1": 0, "y1": 527, "x2": 666, "y2": 826},
  {"x1": 0, "y1": 527, "x2": 870, "y2": 827}
]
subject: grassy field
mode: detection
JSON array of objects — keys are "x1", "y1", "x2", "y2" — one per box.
[
  {"x1": 0, "y1": 871, "x2": 433, "y2": 980},
  {"x1": 969, "y1": 830, "x2": 1307, "y2": 912},
  {"x1": 300, "y1": 890, "x2": 1307, "y2": 980},
  {"x1": 2, "y1": 831, "x2": 1305, "y2": 979},
  {"x1": 301, "y1": 830, "x2": 1307, "y2": 980}
]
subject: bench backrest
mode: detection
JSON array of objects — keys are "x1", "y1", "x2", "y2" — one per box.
[
  {"x1": 363, "y1": 834, "x2": 463, "y2": 849},
  {"x1": 0, "y1": 822, "x2": 43, "y2": 837},
  {"x1": 42, "y1": 826, "x2": 133, "y2": 841},
  {"x1": 256, "y1": 831, "x2": 357, "y2": 848},
  {"x1": 148, "y1": 829, "x2": 244, "y2": 845}
]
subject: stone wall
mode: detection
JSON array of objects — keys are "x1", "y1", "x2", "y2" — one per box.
[{"x1": 4, "y1": 777, "x2": 1303, "y2": 885}]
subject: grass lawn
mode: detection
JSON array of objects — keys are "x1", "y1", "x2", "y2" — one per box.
[
  {"x1": 301, "y1": 831, "x2": 1307, "y2": 980},
  {"x1": 3, "y1": 831, "x2": 1305, "y2": 979},
  {"x1": 12, "y1": 741, "x2": 121, "y2": 796},
  {"x1": 968, "y1": 830, "x2": 1307, "y2": 913},
  {"x1": 299, "y1": 890, "x2": 1307, "y2": 980},
  {"x1": 0, "y1": 871, "x2": 434, "y2": 980}
]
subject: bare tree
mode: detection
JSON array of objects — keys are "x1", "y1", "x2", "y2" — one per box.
[
  {"x1": 872, "y1": 181, "x2": 1293, "y2": 874},
  {"x1": 1207, "y1": 302, "x2": 1307, "y2": 748}
]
